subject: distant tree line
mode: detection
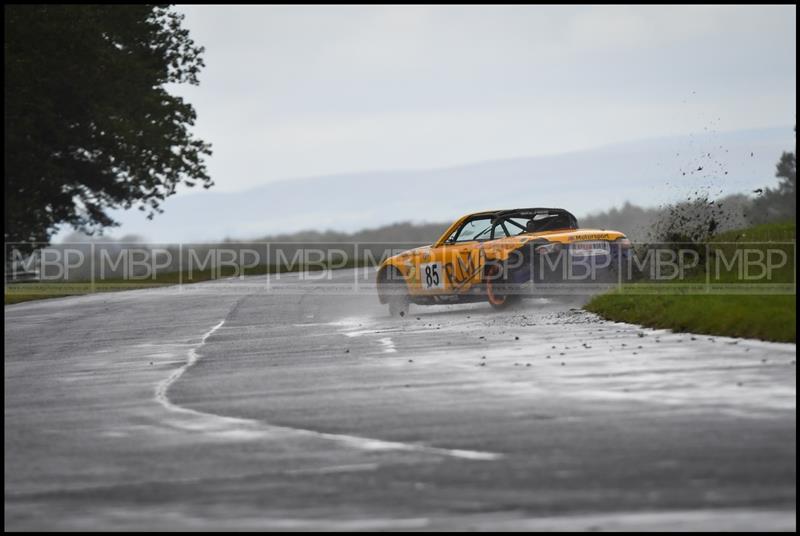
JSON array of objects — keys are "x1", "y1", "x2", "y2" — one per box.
[
  {"x1": 249, "y1": 221, "x2": 452, "y2": 245},
  {"x1": 751, "y1": 129, "x2": 796, "y2": 224}
]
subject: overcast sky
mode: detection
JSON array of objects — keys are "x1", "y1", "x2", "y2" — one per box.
[{"x1": 169, "y1": 5, "x2": 795, "y2": 194}]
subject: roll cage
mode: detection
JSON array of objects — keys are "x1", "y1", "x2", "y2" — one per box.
[
  {"x1": 441, "y1": 208, "x2": 579, "y2": 244},
  {"x1": 489, "y1": 208, "x2": 578, "y2": 240}
]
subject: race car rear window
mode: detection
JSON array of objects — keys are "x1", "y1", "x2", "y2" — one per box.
[{"x1": 528, "y1": 213, "x2": 575, "y2": 232}]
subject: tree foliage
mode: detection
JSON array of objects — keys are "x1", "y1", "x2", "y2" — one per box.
[{"x1": 5, "y1": 5, "x2": 212, "y2": 246}]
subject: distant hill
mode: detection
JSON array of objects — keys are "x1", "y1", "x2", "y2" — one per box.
[
  {"x1": 250, "y1": 221, "x2": 451, "y2": 245},
  {"x1": 59, "y1": 126, "x2": 794, "y2": 243}
]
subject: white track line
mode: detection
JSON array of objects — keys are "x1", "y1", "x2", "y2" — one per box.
[
  {"x1": 155, "y1": 320, "x2": 226, "y2": 413},
  {"x1": 378, "y1": 337, "x2": 397, "y2": 353},
  {"x1": 154, "y1": 320, "x2": 501, "y2": 461}
]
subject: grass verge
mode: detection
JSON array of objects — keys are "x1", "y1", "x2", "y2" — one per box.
[
  {"x1": 586, "y1": 292, "x2": 795, "y2": 343},
  {"x1": 585, "y1": 222, "x2": 796, "y2": 343}
]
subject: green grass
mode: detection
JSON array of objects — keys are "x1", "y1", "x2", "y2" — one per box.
[
  {"x1": 586, "y1": 293, "x2": 795, "y2": 342},
  {"x1": 712, "y1": 220, "x2": 796, "y2": 242},
  {"x1": 585, "y1": 221, "x2": 796, "y2": 343},
  {"x1": 5, "y1": 259, "x2": 363, "y2": 305}
]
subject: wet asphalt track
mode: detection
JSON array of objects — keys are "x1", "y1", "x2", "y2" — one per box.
[{"x1": 4, "y1": 268, "x2": 797, "y2": 530}]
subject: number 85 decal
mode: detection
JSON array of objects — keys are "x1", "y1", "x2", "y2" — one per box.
[{"x1": 420, "y1": 262, "x2": 444, "y2": 289}]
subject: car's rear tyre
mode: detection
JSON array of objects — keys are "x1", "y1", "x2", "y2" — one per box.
[{"x1": 485, "y1": 263, "x2": 521, "y2": 310}]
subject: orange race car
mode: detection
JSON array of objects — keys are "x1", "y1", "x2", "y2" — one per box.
[{"x1": 376, "y1": 208, "x2": 631, "y2": 316}]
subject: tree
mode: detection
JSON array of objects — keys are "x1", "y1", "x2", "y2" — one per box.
[
  {"x1": 5, "y1": 5, "x2": 212, "y2": 247},
  {"x1": 751, "y1": 126, "x2": 796, "y2": 224}
]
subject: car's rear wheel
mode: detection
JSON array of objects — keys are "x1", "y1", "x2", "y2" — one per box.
[{"x1": 485, "y1": 263, "x2": 521, "y2": 310}]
